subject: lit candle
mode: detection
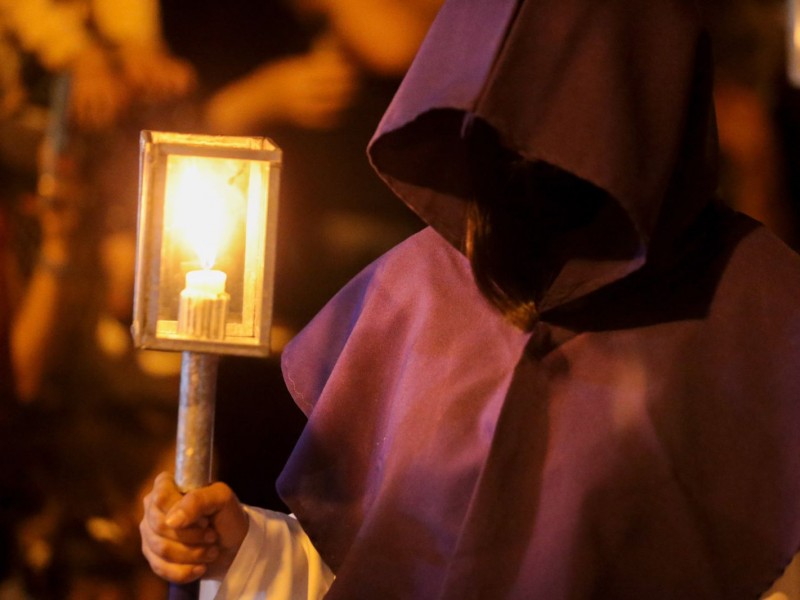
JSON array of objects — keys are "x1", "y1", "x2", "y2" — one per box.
[
  {"x1": 178, "y1": 271, "x2": 230, "y2": 340},
  {"x1": 185, "y1": 269, "x2": 227, "y2": 296}
]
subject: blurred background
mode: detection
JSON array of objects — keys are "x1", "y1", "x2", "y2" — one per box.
[{"x1": 0, "y1": 0, "x2": 798, "y2": 598}]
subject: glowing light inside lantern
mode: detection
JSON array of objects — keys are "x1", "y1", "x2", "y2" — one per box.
[
  {"x1": 169, "y1": 161, "x2": 231, "y2": 270},
  {"x1": 164, "y1": 156, "x2": 238, "y2": 340}
]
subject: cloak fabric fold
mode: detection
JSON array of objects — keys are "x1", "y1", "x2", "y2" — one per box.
[{"x1": 279, "y1": 223, "x2": 800, "y2": 599}]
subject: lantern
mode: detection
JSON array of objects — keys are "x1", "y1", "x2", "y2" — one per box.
[
  {"x1": 132, "y1": 131, "x2": 281, "y2": 599},
  {"x1": 133, "y1": 130, "x2": 280, "y2": 356}
]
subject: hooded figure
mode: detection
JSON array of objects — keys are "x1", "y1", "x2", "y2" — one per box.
[{"x1": 276, "y1": 0, "x2": 800, "y2": 597}]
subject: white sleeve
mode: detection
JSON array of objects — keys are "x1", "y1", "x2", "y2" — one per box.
[{"x1": 199, "y1": 506, "x2": 335, "y2": 600}]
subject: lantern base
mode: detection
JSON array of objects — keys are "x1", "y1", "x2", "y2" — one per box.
[{"x1": 177, "y1": 292, "x2": 229, "y2": 340}]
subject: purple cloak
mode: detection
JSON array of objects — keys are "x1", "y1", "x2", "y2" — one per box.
[{"x1": 277, "y1": 0, "x2": 800, "y2": 597}]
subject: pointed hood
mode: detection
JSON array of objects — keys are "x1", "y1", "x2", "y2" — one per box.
[{"x1": 369, "y1": 0, "x2": 718, "y2": 306}]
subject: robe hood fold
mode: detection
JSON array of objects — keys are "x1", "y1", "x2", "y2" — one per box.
[{"x1": 368, "y1": 0, "x2": 718, "y2": 308}]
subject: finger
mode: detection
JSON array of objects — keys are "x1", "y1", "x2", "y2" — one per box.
[
  {"x1": 143, "y1": 474, "x2": 213, "y2": 543},
  {"x1": 142, "y1": 475, "x2": 179, "y2": 531},
  {"x1": 144, "y1": 475, "x2": 214, "y2": 522},
  {"x1": 151, "y1": 472, "x2": 183, "y2": 511},
  {"x1": 141, "y1": 522, "x2": 220, "y2": 565},
  {"x1": 165, "y1": 482, "x2": 237, "y2": 528},
  {"x1": 141, "y1": 541, "x2": 208, "y2": 585},
  {"x1": 143, "y1": 496, "x2": 216, "y2": 545},
  {"x1": 148, "y1": 518, "x2": 216, "y2": 545}
]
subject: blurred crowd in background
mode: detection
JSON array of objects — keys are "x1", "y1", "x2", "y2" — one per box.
[{"x1": 0, "y1": 0, "x2": 798, "y2": 598}]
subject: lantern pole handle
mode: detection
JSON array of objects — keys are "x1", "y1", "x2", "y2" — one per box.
[{"x1": 169, "y1": 351, "x2": 219, "y2": 600}]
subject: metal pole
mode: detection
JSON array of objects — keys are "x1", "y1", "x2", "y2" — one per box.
[{"x1": 169, "y1": 351, "x2": 219, "y2": 600}]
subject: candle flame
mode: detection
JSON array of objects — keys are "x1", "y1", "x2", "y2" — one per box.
[{"x1": 169, "y1": 160, "x2": 231, "y2": 269}]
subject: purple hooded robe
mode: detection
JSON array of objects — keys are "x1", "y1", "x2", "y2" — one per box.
[{"x1": 276, "y1": 0, "x2": 800, "y2": 597}]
